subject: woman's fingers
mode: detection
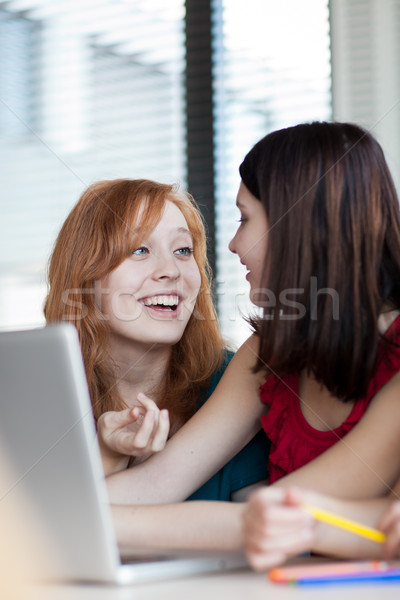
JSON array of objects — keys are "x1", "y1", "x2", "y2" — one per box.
[
  {"x1": 128, "y1": 407, "x2": 170, "y2": 454},
  {"x1": 130, "y1": 393, "x2": 170, "y2": 452},
  {"x1": 378, "y1": 501, "x2": 400, "y2": 559},
  {"x1": 245, "y1": 504, "x2": 313, "y2": 551},
  {"x1": 149, "y1": 409, "x2": 170, "y2": 452},
  {"x1": 97, "y1": 393, "x2": 170, "y2": 459},
  {"x1": 136, "y1": 392, "x2": 160, "y2": 412},
  {"x1": 127, "y1": 409, "x2": 157, "y2": 450},
  {"x1": 98, "y1": 406, "x2": 138, "y2": 435},
  {"x1": 243, "y1": 486, "x2": 315, "y2": 571}
]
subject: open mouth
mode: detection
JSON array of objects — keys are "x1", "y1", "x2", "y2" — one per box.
[{"x1": 140, "y1": 295, "x2": 180, "y2": 312}]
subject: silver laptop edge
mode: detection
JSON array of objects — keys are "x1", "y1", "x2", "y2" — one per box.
[{"x1": 0, "y1": 324, "x2": 246, "y2": 585}]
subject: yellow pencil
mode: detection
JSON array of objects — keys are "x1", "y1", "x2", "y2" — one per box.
[{"x1": 302, "y1": 503, "x2": 386, "y2": 544}]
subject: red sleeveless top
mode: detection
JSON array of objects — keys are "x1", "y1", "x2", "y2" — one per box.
[{"x1": 260, "y1": 317, "x2": 400, "y2": 484}]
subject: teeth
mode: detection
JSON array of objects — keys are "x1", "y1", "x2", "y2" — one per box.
[{"x1": 141, "y1": 295, "x2": 179, "y2": 307}]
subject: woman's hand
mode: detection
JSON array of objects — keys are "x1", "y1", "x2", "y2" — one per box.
[
  {"x1": 243, "y1": 486, "x2": 315, "y2": 571},
  {"x1": 378, "y1": 500, "x2": 400, "y2": 559},
  {"x1": 97, "y1": 393, "x2": 170, "y2": 476},
  {"x1": 106, "y1": 334, "x2": 266, "y2": 505}
]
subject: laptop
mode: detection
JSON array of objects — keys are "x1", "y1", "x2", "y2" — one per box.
[{"x1": 0, "y1": 323, "x2": 246, "y2": 585}]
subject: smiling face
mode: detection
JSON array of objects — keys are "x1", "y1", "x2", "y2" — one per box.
[
  {"x1": 229, "y1": 182, "x2": 269, "y2": 305},
  {"x1": 98, "y1": 200, "x2": 201, "y2": 351}
]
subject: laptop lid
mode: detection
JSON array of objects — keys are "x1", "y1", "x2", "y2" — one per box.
[
  {"x1": 0, "y1": 324, "x2": 246, "y2": 584},
  {"x1": 0, "y1": 323, "x2": 125, "y2": 583}
]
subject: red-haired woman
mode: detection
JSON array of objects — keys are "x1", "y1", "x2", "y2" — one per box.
[{"x1": 45, "y1": 178, "x2": 269, "y2": 499}]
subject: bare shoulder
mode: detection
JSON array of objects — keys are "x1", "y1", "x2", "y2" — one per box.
[
  {"x1": 229, "y1": 334, "x2": 260, "y2": 368},
  {"x1": 224, "y1": 334, "x2": 266, "y2": 387},
  {"x1": 237, "y1": 333, "x2": 260, "y2": 355},
  {"x1": 369, "y1": 370, "x2": 400, "y2": 408}
]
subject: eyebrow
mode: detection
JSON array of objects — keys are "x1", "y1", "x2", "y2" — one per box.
[
  {"x1": 131, "y1": 226, "x2": 192, "y2": 237},
  {"x1": 176, "y1": 227, "x2": 193, "y2": 237}
]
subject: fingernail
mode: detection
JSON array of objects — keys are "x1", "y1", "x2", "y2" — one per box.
[{"x1": 161, "y1": 409, "x2": 169, "y2": 419}]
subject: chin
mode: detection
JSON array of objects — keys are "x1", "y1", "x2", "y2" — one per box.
[
  {"x1": 249, "y1": 285, "x2": 264, "y2": 307},
  {"x1": 149, "y1": 327, "x2": 187, "y2": 347},
  {"x1": 150, "y1": 335, "x2": 185, "y2": 348}
]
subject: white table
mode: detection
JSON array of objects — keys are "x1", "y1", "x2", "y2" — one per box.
[{"x1": 24, "y1": 564, "x2": 400, "y2": 600}]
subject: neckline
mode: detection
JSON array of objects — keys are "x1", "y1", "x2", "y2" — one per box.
[
  {"x1": 293, "y1": 314, "x2": 400, "y2": 438},
  {"x1": 291, "y1": 375, "x2": 360, "y2": 440}
]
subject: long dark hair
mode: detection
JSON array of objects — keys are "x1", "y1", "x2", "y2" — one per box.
[{"x1": 240, "y1": 121, "x2": 400, "y2": 400}]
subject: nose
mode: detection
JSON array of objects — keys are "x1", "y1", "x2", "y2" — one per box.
[
  {"x1": 153, "y1": 253, "x2": 180, "y2": 281},
  {"x1": 228, "y1": 232, "x2": 237, "y2": 254}
]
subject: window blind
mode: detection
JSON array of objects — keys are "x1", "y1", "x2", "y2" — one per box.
[
  {"x1": 0, "y1": 0, "x2": 186, "y2": 329},
  {"x1": 0, "y1": 0, "x2": 332, "y2": 344},
  {"x1": 329, "y1": 0, "x2": 400, "y2": 191},
  {"x1": 213, "y1": 0, "x2": 332, "y2": 346}
]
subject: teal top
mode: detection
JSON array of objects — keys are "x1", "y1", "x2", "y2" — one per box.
[{"x1": 186, "y1": 351, "x2": 270, "y2": 501}]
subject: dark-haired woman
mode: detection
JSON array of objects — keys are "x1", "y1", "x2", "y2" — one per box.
[{"x1": 104, "y1": 123, "x2": 400, "y2": 561}]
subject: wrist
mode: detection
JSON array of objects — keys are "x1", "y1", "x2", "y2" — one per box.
[
  {"x1": 102, "y1": 452, "x2": 130, "y2": 476},
  {"x1": 96, "y1": 435, "x2": 130, "y2": 475}
]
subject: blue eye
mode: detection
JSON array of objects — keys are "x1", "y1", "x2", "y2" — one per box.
[
  {"x1": 174, "y1": 247, "x2": 194, "y2": 257},
  {"x1": 132, "y1": 246, "x2": 149, "y2": 256}
]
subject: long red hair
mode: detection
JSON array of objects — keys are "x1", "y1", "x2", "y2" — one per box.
[{"x1": 44, "y1": 179, "x2": 224, "y2": 431}]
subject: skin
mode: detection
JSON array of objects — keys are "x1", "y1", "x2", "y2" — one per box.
[
  {"x1": 243, "y1": 482, "x2": 400, "y2": 570},
  {"x1": 99, "y1": 200, "x2": 201, "y2": 352},
  {"x1": 379, "y1": 499, "x2": 400, "y2": 558},
  {"x1": 112, "y1": 502, "x2": 245, "y2": 555},
  {"x1": 97, "y1": 394, "x2": 170, "y2": 474},
  {"x1": 228, "y1": 181, "x2": 269, "y2": 304},
  {"x1": 95, "y1": 200, "x2": 201, "y2": 474}
]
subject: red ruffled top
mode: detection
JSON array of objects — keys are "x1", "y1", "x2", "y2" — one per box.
[{"x1": 260, "y1": 317, "x2": 400, "y2": 484}]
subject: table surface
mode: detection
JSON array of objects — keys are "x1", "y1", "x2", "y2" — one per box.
[{"x1": 24, "y1": 564, "x2": 400, "y2": 600}]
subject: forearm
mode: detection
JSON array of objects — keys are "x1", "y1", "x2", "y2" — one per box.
[
  {"x1": 106, "y1": 441, "x2": 221, "y2": 504},
  {"x1": 111, "y1": 502, "x2": 244, "y2": 553},
  {"x1": 96, "y1": 435, "x2": 130, "y2": 476},
  {"x1": 101, "y1": 454, "x2": 130, "y2": 477},
  {"x1": 243, "y1": 486, "x2": 396, "y2": 572},
  {"x1": 106, "y1": 336, "x2": 265, "y2": 504},
  {"x1": 302, "y1": 490, "x2": 391, "y2": 559}
]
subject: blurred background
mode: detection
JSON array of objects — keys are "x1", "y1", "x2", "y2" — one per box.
[{"x1": 0, "y1": 0, "x2": 399, "y2": 347}]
